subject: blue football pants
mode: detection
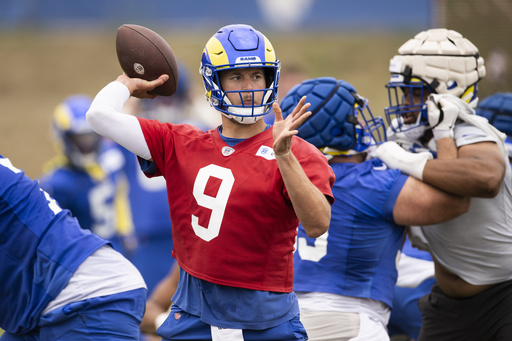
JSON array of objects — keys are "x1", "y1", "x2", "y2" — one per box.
[{"x1": 1, "y1": 288, "x2": 147, "y2": 341}]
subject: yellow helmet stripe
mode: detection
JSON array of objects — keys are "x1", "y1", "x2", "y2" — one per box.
[
  {"x1": 53, "y1": 103, "x2": 71, "y2": 130},
  {"x1": 461, "y1": 85, "x2": 476, "y2": 104},
  {"x1": 204, "y1": 36, "x2": 229, "y2": 68},
  {"x1": 263, "y1": 35, "x2": 276, "y2": 65}
]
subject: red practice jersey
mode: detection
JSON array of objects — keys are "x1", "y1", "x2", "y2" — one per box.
[{"x1": 138, "y1": 118, "x2": 334, "y2": 292}]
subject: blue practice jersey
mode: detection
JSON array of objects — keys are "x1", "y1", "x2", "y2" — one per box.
[
  {"x1": 39, "y1": 143, "x2": 127, "y2": 242},
  {"x1": 293, "y1": 158, "x2": 408, "y2": 308},
  {"x1": 0, "y1": 155, "x2": 108, "y2": 334}
]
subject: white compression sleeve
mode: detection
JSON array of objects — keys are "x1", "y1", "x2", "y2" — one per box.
[{"x1": 86, "y1": 81, "x2": 152, "y2": 160}]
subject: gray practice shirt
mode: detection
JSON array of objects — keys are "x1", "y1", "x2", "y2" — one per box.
[{"x1": 421, "y1": 122, "x2": 512, "y2": 285}]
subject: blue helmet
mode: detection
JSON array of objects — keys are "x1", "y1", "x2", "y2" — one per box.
[
  {"x1": 52, "y1": 94, "x2": 101, "y2": 168},
  {"x1": 199, "y1": 24, "x2": 280, "y2": 124},
  {"x1": 280, "y1": 77, "x2": 386, "y2": 156}
]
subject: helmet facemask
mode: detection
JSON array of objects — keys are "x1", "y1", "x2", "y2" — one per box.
[
  {"x1": 52, "y1": 95, "x2": 102, "y2": 169},
  {"x1": 385, "y1": 76, "x2": 431, "y2": 137},
  {"x1": 324, "y1": 93, "x2": 387, "y2": 158},
  {"x1": 62, "y1": 132, "x2": 102, "y2": 169}
]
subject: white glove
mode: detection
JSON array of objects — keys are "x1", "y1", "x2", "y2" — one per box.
[
  {"x1": 375, "y1": 141, "x2": 433, "y2": 180},
  {"x1": 428, "y1": 94, "x2": 474, "y2": 140}
]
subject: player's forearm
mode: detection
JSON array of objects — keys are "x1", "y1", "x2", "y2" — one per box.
[
  {"x1": 87, "y1": 81, "x2": 152, "y2": 160},
  {"x1": 140, "y1": 300, "x2": 163, "y2": 335},
  {"x1": 394, "y1": 177, "x2": 470, "y2": 226},
  {"x1": 423, "y1": 140, "x2": 504, "y2": 198},
  {"x1": 433, "y1": 137, "x2": 458, "y2": 160},
  {"x1": 276, "y1": 153, "x2": 330, "y2": 238},
  {"x1": 423, "y1": 159, "x2": 502, "y2": 198}
]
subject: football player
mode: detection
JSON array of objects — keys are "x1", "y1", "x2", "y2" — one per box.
[
  {"x1": 0, "y1": 155, "x2": 146, "y2": 340},
  {"x1": 86, "y1": 24, "x2": 334, "y2": 341},
  {"x1": 377, "y1": 28, "x2": 512, "y2": 340},
  {"x1": 280, "y1": 77, "x2": 468, "y2": 341},
  {"x1": 39, "y1": 94, "x2": 131, "y2": 255}
]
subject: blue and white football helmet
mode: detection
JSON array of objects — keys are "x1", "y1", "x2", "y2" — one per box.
[
  {"x1": 199, "y1": 24, "x2": 280, "y2": 124},
  {"x1": 52, "y1": 94, "x2": 102, "y2": 168},
  {"x1": 280, "y1": 77, "x2": 386, "y2": 157},
  {"x1": 476, "y1": 92, "x2": 512, "y2": 160},
  {"x1": 385, "y1": 28, "x2": 486, "y2": 136}
]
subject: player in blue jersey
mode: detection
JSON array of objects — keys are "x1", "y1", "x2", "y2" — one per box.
[
  {"x1": 377, "y1": 29, "x2": 512, "y2": 340},
  {"x1": 280, "y1": 77, "x2": 469, "y2": 340},
  {"x1": 39, "y1": 94, "x2": 131, "y2": 254},
  {"x1": 0, "y1": 155, "x2": 147, "y2": 340}
]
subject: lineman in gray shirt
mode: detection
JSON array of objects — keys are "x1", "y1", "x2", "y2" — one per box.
[{"x1": 377, "y1": 28, "x2": 512, "y2": 341}]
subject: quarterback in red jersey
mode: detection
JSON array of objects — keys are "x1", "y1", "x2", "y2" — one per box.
[{"x1": 87, "y1": 24, "x2": 334, "y2": 341}]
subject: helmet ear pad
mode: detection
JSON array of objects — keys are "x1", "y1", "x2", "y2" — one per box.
[{"x1": 280, "y1": 77, "x2": 358, "y2": 150}]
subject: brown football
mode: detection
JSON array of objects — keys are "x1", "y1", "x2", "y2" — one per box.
[{"x1": 116, "y1": 24, "x2": 178, "y2": 96}]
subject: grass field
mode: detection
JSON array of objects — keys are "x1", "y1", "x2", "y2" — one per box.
[{"x1": 1, "y1": 29, "x2": 415, "y2": 179}]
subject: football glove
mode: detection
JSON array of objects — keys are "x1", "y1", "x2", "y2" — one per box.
[{"x1": 428, "y1": 94, "x2": 474, "y2": 140}]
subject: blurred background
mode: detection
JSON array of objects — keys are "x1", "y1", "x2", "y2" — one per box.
[{"x1": 0, "y1": 0, "x2": 510, "y2": 178}]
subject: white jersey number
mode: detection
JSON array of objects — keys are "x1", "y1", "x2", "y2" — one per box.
[
  {"x1": 42, "y1": 189, "x2": 63, "y2": 215},
  {"x1": 1, "y1": 157, "x2": 63, "y2": 216},
  {"x1": 297, "y1": 230, "x2": 329, "y2": 262},
  {"x1": 88, "y1": 180, "x2": 116, "y2": 239},
  {"x1": 192, "y1": 164, "x2": 234, "y2": 242}
]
